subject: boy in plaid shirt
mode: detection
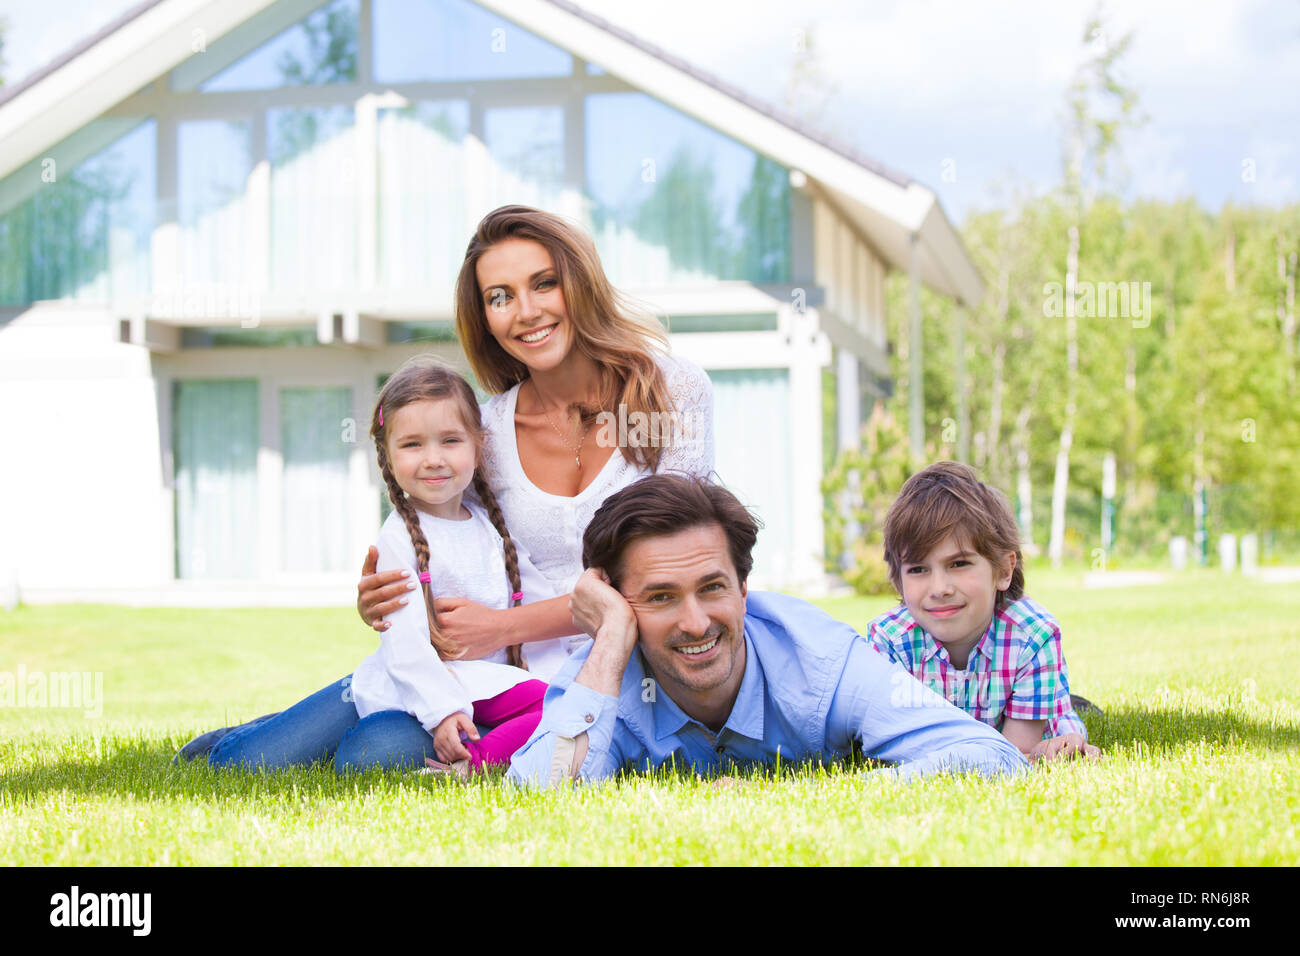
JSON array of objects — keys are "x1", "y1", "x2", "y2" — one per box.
[{"x1": 868, "y1": 462, "x2": 1099, "y2": 762}]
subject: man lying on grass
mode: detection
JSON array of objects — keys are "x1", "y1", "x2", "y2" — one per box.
[{"x1": 507, "y1": 475, "x2": 1030, "y2": 787}]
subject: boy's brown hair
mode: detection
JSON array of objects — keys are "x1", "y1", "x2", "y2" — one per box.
[{"x1": 882, "y1": 461, "x2": 1025, "y2": 605}]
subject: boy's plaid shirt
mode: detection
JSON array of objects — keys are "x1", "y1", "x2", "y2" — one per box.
[{"x1": 868, "y1": 597, "x2": 1087, "y2": 740}]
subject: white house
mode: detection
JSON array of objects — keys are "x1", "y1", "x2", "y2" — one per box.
[{"x1": 0, "y1": 0, "x2": 982, "y2": 605}]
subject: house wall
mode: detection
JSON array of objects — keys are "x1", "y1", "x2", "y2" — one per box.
[
  {"x1": 811, "y1": 193, "x2": 891, "y2": 454},
  {"x1": 0, "y1": 305, "x2": 167, "y2": 597}
]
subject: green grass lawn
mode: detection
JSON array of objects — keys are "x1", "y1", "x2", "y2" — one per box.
[{"x1": 2, "y1": 569, "x2": 1297, "y2": 865}]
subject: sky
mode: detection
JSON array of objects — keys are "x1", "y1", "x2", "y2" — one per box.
[{"x1": 1, "y1": 0, "x2": 1297, "y2": 223}]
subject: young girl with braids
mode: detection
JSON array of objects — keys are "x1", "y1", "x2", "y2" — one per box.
[{"x1": 200, "y1": 356, "x2": 578, "y2": 774}]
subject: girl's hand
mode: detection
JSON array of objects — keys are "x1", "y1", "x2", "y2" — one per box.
[
  {"x1": 433, "y1": 712, "x2": 479, "y2": 763},
  {"x1": 1030, "y1": 733, "x2": 1101, "y2": 763},
  {"x1": 356, "y1": 546, "x2": 414, "y2": 633},
  {"x1": 431, "y1": 598, "x2": 508, "y2": 661}
]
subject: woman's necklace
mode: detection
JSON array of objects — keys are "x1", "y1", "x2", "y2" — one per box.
[{"x1": 532, "y1": 380, "x2": 593, "y2": 469}]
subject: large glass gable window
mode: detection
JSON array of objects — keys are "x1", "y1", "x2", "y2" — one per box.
[
  {"x1": 178, "y1": 120, "x2": 251, "y2": 286},
  {"x1": 200, "y1": 0, "x2": 360, "y2": 91},
  {"x1": 269, "y1": 106, "x2": 358, "y2": 290},
  {"x1": 0, "y1": 120, "x2": 155, "y2": 305},
  {"x1": 374, "y1": 0, "x2": 572, "y2": 82},
  {"x1": 378, "y1": 101, "x2": 470, "y2": 290},
  {"x1": 586, "y1": 92, "x2": 790, "y2": 286},
  {"x1": 485, "y1": 106, "x2": 566, "y2": 212}
]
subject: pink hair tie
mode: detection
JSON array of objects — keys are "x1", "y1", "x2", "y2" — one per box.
[
  {"x1": 378, "y1": 405, "x2": 383, "y2": 427},
  {"x1": 419, "y1": 572, "x2": 431, "y2": 583},
  {"x1": 511, "y1": 591, "x2": 523, "y2": 601}
]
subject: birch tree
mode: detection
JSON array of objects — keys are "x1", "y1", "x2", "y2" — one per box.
[{"x1": 1048, "y1": 7, "x2": 1143, "y2": 566}]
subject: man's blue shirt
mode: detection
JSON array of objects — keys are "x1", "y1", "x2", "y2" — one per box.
[{"x1": 507, "y1": 591, "x2": 1029, "y2": 786}]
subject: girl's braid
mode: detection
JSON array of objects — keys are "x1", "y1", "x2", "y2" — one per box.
[
  {"x1": 375, "y1": 441, "x2": 457, "y2": 659},
  {"x1": 473, "y1": 469, "x2": 525, "y2": 670}
]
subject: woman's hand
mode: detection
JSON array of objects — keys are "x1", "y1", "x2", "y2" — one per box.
[
  {"x1": 432, "y1": 712, "x2": 478, "y2": 763},
  {"x1": 356, "y1": 546, "x2": 414, "y2": 632},
  {"x1": 431, "y1": 598, "x2": 508, "y2": 661}
]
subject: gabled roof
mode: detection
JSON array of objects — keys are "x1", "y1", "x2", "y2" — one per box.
[{"x1": 0, "y1": 0, "x2": 982, "y2": 304}]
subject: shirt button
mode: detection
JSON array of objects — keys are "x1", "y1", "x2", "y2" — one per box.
[{"x1": 584, "y1": 714, "x2": 594, "y2": 723}]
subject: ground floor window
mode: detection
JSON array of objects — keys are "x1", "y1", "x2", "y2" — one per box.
[
  {"x1": 173, "y1": 379, "x2": 259, "y2": 578},
  {"x1": 708, "y1": 368, "x2": 793, "y2": 585},
  {"x1": 280, "y1": 386, "x2": 353, "y2": 573},
  {"x1": 172, "y1": 378, "x2": 357, "y2": 579}
]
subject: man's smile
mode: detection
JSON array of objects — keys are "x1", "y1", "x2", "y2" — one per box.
[{"x1": 674, "y1": 635, "x2": 720, "y2": 657}]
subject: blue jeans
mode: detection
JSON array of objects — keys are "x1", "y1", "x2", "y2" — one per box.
[{"x1": 207, "y1": 675, "x2": 439, "y2": 773}]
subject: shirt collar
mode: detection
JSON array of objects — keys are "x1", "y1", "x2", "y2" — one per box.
[
  {"x1": 914, "y1": 614, "x2": 997, "y2": 667},
  {"x1": 647, "y1": 631, "x2": 765, "y2": 743}
]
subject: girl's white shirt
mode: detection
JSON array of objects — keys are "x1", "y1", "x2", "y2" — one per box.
[
  {"x1": 350, "y1": 503, "x2": 582, "y2": 734},
  {"x1": 478, "y1": 353, "x2": 716, "y2": 597}
]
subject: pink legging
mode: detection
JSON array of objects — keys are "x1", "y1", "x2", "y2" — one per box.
[{"x1": 463, "y1": 679, "x2": 548, "y2": 770}]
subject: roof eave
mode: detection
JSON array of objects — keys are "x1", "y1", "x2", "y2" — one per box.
[
  {"x1": 0, "y1": 0, "x2": 278, "y2": 181},
  {"x1": 481, "y1": 0, "x2": 982, "y2": 302}
]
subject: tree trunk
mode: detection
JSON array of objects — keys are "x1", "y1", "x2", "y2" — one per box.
[
  {"x1": 1226, "y1": 228, "x2": 1236, "y2": 294},
  {"x1": 986, "y1": 253, "x2": 1011, "y2": 486},
  {"x1": 987, "y1": 341, "x2": 1006, "y2": 480},
  {"x1": 1125, "y1": 338, "x2": 1138, "y2": 502},
  {"x1": 1014, "y1": 402, "x2": 1037, "y2": 556},
  {"x1": 1279, "y1": 238, "x2": 1296, "y2": 388},
  {"x1": 1048, "y1": 223, "x2": 1080, "y2": 567}
]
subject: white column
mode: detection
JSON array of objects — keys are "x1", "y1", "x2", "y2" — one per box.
[
  {"x1": 836, "y1": 346, "x2": 860, "y2": 452},
  {"x1": 784, "y1": 303, "x2": 831, "y2": 589},
  {"x1": 356, "y1": 93, "x2": 379, "y2": 292}
]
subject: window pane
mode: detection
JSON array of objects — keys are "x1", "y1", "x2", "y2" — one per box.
[
  {"x1": 173, "y1": 380, "x2": 259, "y2": 579},
  {"x1": 269, "y1": 106, "x2": 357, "y2": 291},
  {"x1": 484, "y1": 106, "x2": 564, "y2": 211},
  {"x1": 709, "y1": 368, "x2": 792, "y2": 585},
  {"x1": 377, "y1": 101, "x2": 469, "y2": 290},
  {"x1": 374, "y1": 0, "x2": 571, "y2": 82},
  {"x1": 178, "y1": 120, "x2": 251, "y2": 286},
  {"x1": 586, "y1": 92, "x2": 789, "y2": 285},
  {"x1": 281, "y1": 387, "x2": 353, "y2": 572},
  {"x1": 0, "y1": 120, "x2": 155, "y2": 305},
  {"x1": 201, "y1": 0, "x2": 359, "y2": 91},
  {"x1": 180, "y1": 326, "x2": 318, "y2": 347}
]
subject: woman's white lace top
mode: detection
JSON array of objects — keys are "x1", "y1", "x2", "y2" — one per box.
[{"x1": 479, "y1": 353, "x2": 715, "y2": 597}]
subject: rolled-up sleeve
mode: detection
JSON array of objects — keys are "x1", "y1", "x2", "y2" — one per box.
[
  {"x1": 827, "y1": 639, "x2": 1029, "y2": 780},
  {"x1": 506, "y1": 648, "x2": 626, "y2": 787}
]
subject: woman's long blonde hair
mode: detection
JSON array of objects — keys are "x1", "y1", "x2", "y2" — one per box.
[
  {"x1": 371, "y1": 355, "x2": 524, "y2": 668},
  {"x1": 454, "y1": 205, "x2": 677, "y2": 471}
]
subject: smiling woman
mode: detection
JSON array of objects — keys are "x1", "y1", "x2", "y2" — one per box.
[{"x1": 357, "y1": 205, "x2": 716, "y2": 634}]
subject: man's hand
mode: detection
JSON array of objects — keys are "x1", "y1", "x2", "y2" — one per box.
[
  {"x1": 570, "y1": 568, "x2": 639, "y2": 698},
  {"x1": 431, "y1": 597, "x2": 507, "y2": 662},
  {"x1": 570, "y1": 567, "x2": 636, "y2": 640},
  {"x1": 1029, "y1": 733, "x2": 1101, "y2": 763},
  {"x1": 356, "y1": 546, "x2": 414, "y2": 633},
  {"x1": 432, "y1": 712, "x2": 478, "y2": 763}
]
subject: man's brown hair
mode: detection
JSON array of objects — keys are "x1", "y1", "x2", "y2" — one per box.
[
  {"x1": 582, "y1": 475, "x2": 760, "y2": 589},
  {"x1": 882, "y1": 461, "x2": 1025, "y2": 605}
]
